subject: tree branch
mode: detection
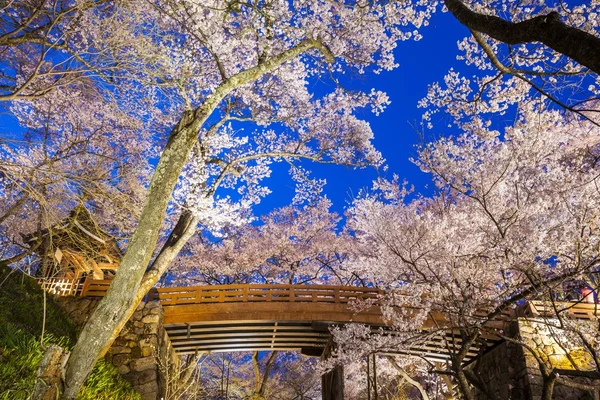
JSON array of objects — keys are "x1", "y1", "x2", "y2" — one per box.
[{"x1": 444, "y1": 0, "x2": 600, "y2": 75}]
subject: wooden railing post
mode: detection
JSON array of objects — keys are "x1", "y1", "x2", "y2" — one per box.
[{"x1": 80, "y1": 277, "x2": 90, "y2": 297}]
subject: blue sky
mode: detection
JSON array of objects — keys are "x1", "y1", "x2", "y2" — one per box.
[
  {"x1": 254, "y1": 11, "x2": 471, "y2": 218},
  {"x1": 0, "y1": 10, "x2": 473, "y2": 224}
]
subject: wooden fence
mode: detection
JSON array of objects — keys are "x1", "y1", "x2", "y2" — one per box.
[
  {"x1": 37, "y1": 276, "x2": 112, "y2": 297},
  {"x1": 527, "y1": 300, "x2": 600, "y2": 320},
  {"x1": 148, "y1": 284, "x2": 384, "y2": 306},
  {"x1": 37, "y1": 279, "x2": 384, "y2": 306}
]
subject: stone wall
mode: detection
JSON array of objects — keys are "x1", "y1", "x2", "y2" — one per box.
[
  {"x1": 57, "y1": 297, "x2": 178, "y2": 400},
  {"x1": 467, "y1": 323, "x2": 532, "y2": 399},
  {"x1": 469, "y1": 319, "x2": 595, "y2": 400}
]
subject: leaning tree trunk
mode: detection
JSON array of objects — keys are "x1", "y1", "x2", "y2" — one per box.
[{"x1": 60, "y1": 39, "x2": 332, "y2": 399}]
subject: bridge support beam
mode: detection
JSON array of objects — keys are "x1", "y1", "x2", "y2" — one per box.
[{"x1": 322, "y1": 364, "x2": 344, "y2": 400}]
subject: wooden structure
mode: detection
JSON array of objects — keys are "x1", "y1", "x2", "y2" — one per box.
[
  {"x1": 25, "y1": 204, "x2": 121, "y2": 287},
  {"x1": 39, "y1": 279, "x2": 600, "y2": 366},
  {"x1": 38, "y1": 276, "x2": 112, "y2": 297},
  {"x1": 525, "y1": 300, "x2": 600, "y2": 320},
  {"x1": 148, "y1": 284, "x2": 386, "y2": 355}
]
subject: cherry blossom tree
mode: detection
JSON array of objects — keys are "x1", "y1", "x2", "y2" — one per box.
[
  {"x1": 0, "y1": 76, "x2": 163, "y2": 269},
  {"x1": 3, "y1": 0, "x2": 599, "y2": 397},
  {"x1": 50, "y1": 0, "x2": 441, "y2": 396},
  {"x1": 0, "y1": 0, "x2": 173, "y2": 266},
  {"x1": 345, "y1": 104, "x2": 600, "y2": 399},
  {"x1": 424, "y1": 1, "x2": 600, "y2": 130},
  {"x1": 168, "y1": 199, "x2": 364, "y2": 287},
  {"x1": 190, "y1": 351, "x2": 319, "y2": 400}
]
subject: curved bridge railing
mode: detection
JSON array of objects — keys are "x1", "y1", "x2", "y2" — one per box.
[
  {"x1": 148, "y1": 284, "x2": 386, "y2": 355},
  {"x1": 37, "y1": 279, "x2": 600, "y2": 360},
  {"x1": 148, "y1": 284, "x2": 384, "y2": 306}
]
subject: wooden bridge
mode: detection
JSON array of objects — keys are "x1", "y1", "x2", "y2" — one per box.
[
  {"x1": 147, "y1": 284, "x2": 386, "y2": 356},
  {"x1": 41, "y1": 277, "x2": 600, "y2": 364},
  {"x1": 41, "y1": 277, "x2": 507, "y2": 362},
  {"x1": 41, "y1": 277, "x2": 600, "y2": 363}
]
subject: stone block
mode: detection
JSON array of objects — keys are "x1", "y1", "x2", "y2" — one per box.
[
  {"x1": 110, "y1": 346, "x2": 131, "y2": 355},
  {"x1": 137, "y1": 369, "x2": 157, "y2": 385},
  {"x1": 116, "y1": 364, "x2": 130, "y2": 375},
  {"x1": 135, "y1": 380, "x2": 159, "y2": 395},
  {"x1": 142, "y1": 314, "x2": 160, "y2": 324},
  {"x1": 148, "y1": 307, "x2": 161, "y2": 315},
  {"x1": 141, "y1": 346, "x2": 153, "y2": 357},
  {"x1": 145, "y1": 301, "x2": 161, "y2": 310},
  {"x1": 131, "y1": 356, "x2": 155, "y2": 372},
  {"x1": 79, "y1": 298, "x2": 91, "y2": 310},
  {"x1": 132, "y1": 347, "x2": 142, "y2": 358},
  {"x1": 112, "y1": 353, "x2": 131, "y2": 367},
  {"x1": 140, "y1": 337, "x2": 158, "y2": 348}
]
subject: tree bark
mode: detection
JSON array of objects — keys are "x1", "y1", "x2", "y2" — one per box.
[
  {"x1": 541, "y1": 374, "x2": 556, "y2": 400},
  {"x1": 60, "y1": 38, "x2": 332, "y2": 399},
  {"x1": 251, "y1": 351, "x2": 278, "y2": 398},
  {"x1": 32, "y1": 344, "x2": 69, "y2": 400},
  {"x1": 444, "y1": 0, "x2": 600, "y2": 75},
  {"x1": 451, "y1": 331, "x2": 479, "y2": 400},
  {"x1": 386, "y1": 356, "x2": 430, "y2": 400}
]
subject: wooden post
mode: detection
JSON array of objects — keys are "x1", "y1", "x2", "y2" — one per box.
[
  {"x1": 366, "y1": 355, "x2": 371, "y2": 400},
  {"x1": 80, "y1": 277, "x2": 90, "y2": 297},
  {"x1": 372, "y1": 353, "x2": 378, "y2": 400},
  {"x1": 322, "y1": 365, "x2": 344, "y2": 400}
]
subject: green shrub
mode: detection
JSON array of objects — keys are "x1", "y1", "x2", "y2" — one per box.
[
  {"x1": 0, "y1": 324, "x2": 69, "y2": 400},
  {"x1": 0, "y1": 264, "x2": 141, "y2": 399}
]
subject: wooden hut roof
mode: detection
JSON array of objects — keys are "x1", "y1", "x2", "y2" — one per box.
[{"x1": 22, "y1": 204, "x2": 123, "y2": 264}]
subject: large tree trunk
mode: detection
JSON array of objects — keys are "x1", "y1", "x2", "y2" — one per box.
[
  {"x1": 60, "y1": 39, "x2": 331, "y2": 399},
  {"x1": 444, "y1": 0, "x2": 600, "y2": 75}
]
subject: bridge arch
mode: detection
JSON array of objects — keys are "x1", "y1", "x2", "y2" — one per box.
[{"x1": 148, "y1": 284, "x2": 385, "y2": 355}]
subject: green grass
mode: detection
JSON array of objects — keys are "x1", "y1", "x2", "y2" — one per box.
[
  {"x1": 0, "y1": 263, "x2": 141, "y2": 400},
  {"x1": 79, "y1": 359, "x2": 142, "y2": 400},
  {"x1": 0, "y1": 262, "x2": 76, "y2": 342}
]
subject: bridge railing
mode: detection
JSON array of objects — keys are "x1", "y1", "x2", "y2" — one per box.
[{"x1": 149, "y1": 284, "x2": 384, "y2": 306}]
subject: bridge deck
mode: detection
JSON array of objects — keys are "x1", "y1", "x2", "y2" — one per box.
[
  {"x1": 147, "y1": 284, "x2": 502, "y2": 362},
  {"x1": 148, "y1": 284, "x2": 386, "y2": 356},
  {"x1": 44, "y1": 279, "x2": 598, "y2": 363}
]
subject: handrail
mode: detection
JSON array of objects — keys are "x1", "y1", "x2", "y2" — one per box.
[
  {"x1": 149, "y1": 284, "x2": 384, "y2": 306},
  {"x1": 528, "y1": 300, "x2": 600, "y2": 320},
  {"x1": 36, "y1": 278, "x2": 384, "y2": 306}
]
